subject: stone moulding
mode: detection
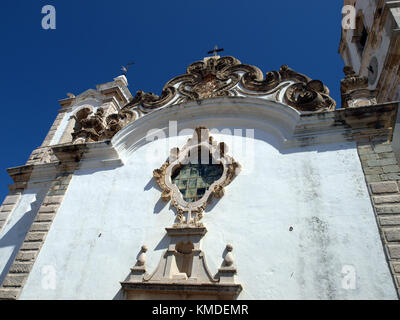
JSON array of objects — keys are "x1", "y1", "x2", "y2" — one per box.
[
  {"x1": 123, "y1": 56, "x2": 336, "y2": 113},
  {"x1": 340, "y1": 66, "x2": 377, "y2": 108},
  {"x1": 71, "y1": 107, "x2": 136, "y2": 144},
  {"x1": 153, "y1": 127, "x2": 241, "y2": 227},
  {"x1": 120, "y1": 227, "x2": 242, "y2": 300},
  {"x1": 70, "y1": 56, "x2": 337, "y2": 144}
]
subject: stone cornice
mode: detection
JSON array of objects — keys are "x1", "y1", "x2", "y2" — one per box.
[
  {"x1": 6, "y1": 99, "x2": 398, "y2": 184},
  {"x1": 6, "y1": 140, "x2": 122, "y2": 185}
]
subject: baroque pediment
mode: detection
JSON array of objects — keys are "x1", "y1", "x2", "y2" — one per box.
[
  {"x1": 124, "y1": 55, "x2": 336, "y2": 114},
  {"x1": 71, "y1": 56, "x2": 337, "y2": 144}
]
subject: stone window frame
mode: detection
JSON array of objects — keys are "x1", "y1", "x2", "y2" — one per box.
[{"x1": 153, "y1": 127, "x2": 240, "y2": 227}]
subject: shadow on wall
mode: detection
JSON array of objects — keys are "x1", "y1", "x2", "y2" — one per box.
[{"x1": 0, "y1": 188, "x2": 48, "y2": 286}]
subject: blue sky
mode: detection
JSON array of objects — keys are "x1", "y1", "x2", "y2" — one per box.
[{"x1": 0, "y1": 0, "x2": 345, "y2": 202}]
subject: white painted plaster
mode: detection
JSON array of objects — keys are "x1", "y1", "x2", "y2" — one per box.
[{"x1": 20, "y1": 129, "x2": 398, "y2": 299}]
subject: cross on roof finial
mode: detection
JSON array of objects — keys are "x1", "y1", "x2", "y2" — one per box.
[
  {"x1": 207, "y1": 45, "x2": 224, "y2": 57},
  {"x1": 121, "y1": 61, "x2": 135, "y2": 76}
]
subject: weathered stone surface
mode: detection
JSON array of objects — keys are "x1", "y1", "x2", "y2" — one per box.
[
  {"x1": 374, "y1": 144, "x2": 393, "y2": 153},
  {"x1": 20, "y1": 242, "x2": 42, "y2": 251},
  {"x1": 2, "y1": 195, "x2": 20, "y2": 205},
  {"x1": 2, "y1": 275, "x2": 26, "y2": 288},
  {"x1": 9, "y1": 263, "x2": 33, "y2": 274},
  {"x1": 370, "y1": 181, "x2": 399, "y2": 194},
  {"x1": 0, "y1": 212, "x2": 10, "y2": 221},
  {"x1": 358, "y1": 145, "x2": 373, "y2": 153},
  {"x1": 16, "y1": 251, "x2": 37, "y2": 262},
  {"x1": 47, "y1": 190, "x2": 67, "y2": 196},
  {"x1": 379, "y1": 216, "x2": 400, "y2": 226},
  {"x1": 34, "y1": 214, "x2": 55, "y2": 222},
  {"x1": 43, "y1": 196, "x2": 63, "y2": 205},
  {"x1": 0, "y1": 289, "x2": 19, "y2": 300},
  {"x1": 388, "y1": 245, "x2": 400, "y2": 259},
  {"x1": 30, "y1": 222, "x2": 51, "y2": 232},
  {"x1": 367, "y1": 158, "x2": 397, "y2": 167},
  {"x1": 373, "y1": 195, "x2": 400, "y2": 204},
  {"x1": 379, "y1": 152, "x2": 397, "y2": 159},
  {"x1": 38, "y1": 205, "x2": 58, "y2": 214},
  {"x1": 384, "y1": 228, "x2": 400, "y2": 242},
  {"x1": 376, "y1": 205, "x2": 400, "y2": 214},
  {"x1": 0, "y1": 204, "x2": 15, "y2": 212},
  {"x1": 366, "y1": 174, "x2": 381, "y2": 183},
  {"x1": 394, "y1": 263, "x2": 400, "y2": 273},
  {"x1": 380, "y1": 173, "x2": 400, "y2": 181},
  {"x1": 25, "y1": 232, "x2": 47, "y2": 242},
  {"x1": 360, "y1": 154, "x2": 379, "y2": 161},
  {"x1": 364, "y1": 167, "x2": 383, "y2": 175},
  {"x1": 382, "y1": 165, "x2": 400, "y2": 173}
]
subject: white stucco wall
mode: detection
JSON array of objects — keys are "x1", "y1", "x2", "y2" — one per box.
[{"x1": 19, "y1": 130, "x2": 398, "y2": 299}]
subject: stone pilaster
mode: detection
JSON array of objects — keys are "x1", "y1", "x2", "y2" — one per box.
[
  {"x1": 0, "y1": 174, "x2": 72, "y2": 300},
  {"x1": 357, "y1": 142, "x2": 400, "y2": 298},
  {"x1": 0, "y1": 187, "x2": 24, "y2": 233},
  {"x1": 40, "y1": 109, "x2": 68, "y2": 148},
  {"x1": 25, "y1": 109, "x2": 69, "y2": 166},
  {"x1": 0, "y1": 143, "x2": 85, "y2": 300}
]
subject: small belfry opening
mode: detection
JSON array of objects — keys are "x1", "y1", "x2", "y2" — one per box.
[
  {"x1": 353, "y1": 13, "x2": 368, "y2": 56},
  {"x1": 171, "y1": 146, "x2": 223, "y2": 203}
]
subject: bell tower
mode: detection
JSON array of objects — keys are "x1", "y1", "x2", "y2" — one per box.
[{"x1": 339, "y1": 0, "x2": 400, "y2": 160}]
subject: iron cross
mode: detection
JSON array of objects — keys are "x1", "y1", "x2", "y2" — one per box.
[{"x1": 207, "y1": 45, "x2": 224, "y2": 56}]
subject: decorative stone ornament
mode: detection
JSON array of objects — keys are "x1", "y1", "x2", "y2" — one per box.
[
  {"x1": 137, "y1": 245, "x2": 148, "y2": 266},
  {"x1": 153, "y1": 127, "x2": 241, "y2": 227},
  {"x1": 121, "y1": 228, "x2": 242, "y2": 300},
  {"x1": 340, "y1": 66, "x2": 377, "y2": 108},
  {"x1": 70, "y1": 56, "x2": 337, "y2": 144},
  {"x1": 124, "y1": 56, "x2": 336, "y2": 113},
  {"x1": 72, "y1": 107, "x2": 135, "y2": 143}
]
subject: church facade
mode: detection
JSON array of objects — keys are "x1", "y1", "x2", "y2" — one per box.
[{"x1": 0, "y1": 1, "x2": 400, "y2": 300}]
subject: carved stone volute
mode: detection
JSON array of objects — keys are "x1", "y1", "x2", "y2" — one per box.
[{"x1": 340, "y1": 66, "x2": 377, "y2": 108}]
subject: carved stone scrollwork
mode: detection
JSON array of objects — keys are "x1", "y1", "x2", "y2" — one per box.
[
  {"x1": 153, "y1": 127, "x2": 241, "y2": 228},
  {"x1": 340, "y1": 66, "x2": 377, "y2": 108},
  {"x1": 71, "y1": 107, "x2": 136, "y2": 143},
  {"x1": 284, "y1": 79, "x2": 336, "y2": 112},
  {"x1": 71, "y1": 56, "x2": 337, "y2": 144},
  {"x1": 123, "y1": 56, "x2": 336, "y2": 114}
]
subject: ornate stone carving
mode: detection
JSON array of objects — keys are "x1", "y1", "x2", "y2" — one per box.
[
  {"x1": 71, "y1": 107, "x2": 135, "y2": 143},
  {"x1": 70, "y1": 56, "x2": 336, "y2": 144},
  {"x1": 340, "y1": 66, "x2": 377, "y2": 108},
  {"x1": 341, "y1": 66, "x2": 369, "y2": 93},
  {"x1": 26, "y1": 147, "x2": 57, "y2": 165},
  {"x1": 121, "y1": 227, "x2": 242, "y2": 300},
  {"x1": 153, "y1": 127, "x2": 241, "y2": 227},
  {"x1": 123, "y1": 56, "x2": 336, "y2": 114}
]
